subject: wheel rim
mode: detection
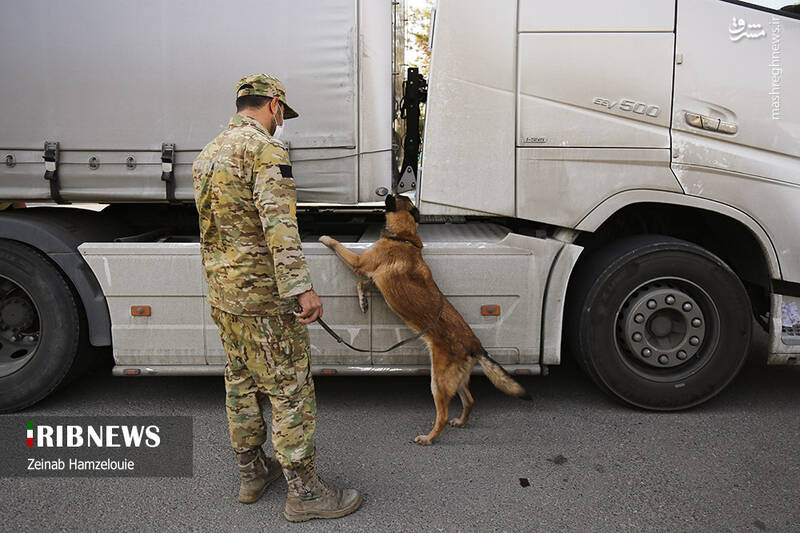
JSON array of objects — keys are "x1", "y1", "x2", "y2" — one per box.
[
  {"x1": 615, "y1": 277, "x2": 720, "y2": 382},
  {"x1": 0, "y1": 275, "x2": 41, "y2": 377}
]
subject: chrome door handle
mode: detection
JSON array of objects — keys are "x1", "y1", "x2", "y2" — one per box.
[{"x1": 685, "y1": 112, "x2": 737, "y2": 134}]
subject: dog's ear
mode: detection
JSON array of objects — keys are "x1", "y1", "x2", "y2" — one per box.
[
  {"x1": 410, "y1": 206, "x2": 420, "y2": 223},
  {"x1": 385, "y1": 194, "x2": 397, "y2": 212}
]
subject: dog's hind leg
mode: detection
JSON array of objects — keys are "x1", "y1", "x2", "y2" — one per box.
[
  {"x1": 356, "y1": 279, "x2": 373, "y2": 313},
  {"x1": 414, "y1": 385, "x2": 452, "y2": 445},
  {"x1": 449, "y1": 383, "x2": 474, "y2": 428}
]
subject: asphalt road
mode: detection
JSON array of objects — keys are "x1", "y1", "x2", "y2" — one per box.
[{"x1": 1, "y1": 346, "x2": 799, "y2": 532}]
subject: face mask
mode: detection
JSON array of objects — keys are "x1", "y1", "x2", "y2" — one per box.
[{"x1": 272, "y1": 102, "x2": 284, "y2": 140}]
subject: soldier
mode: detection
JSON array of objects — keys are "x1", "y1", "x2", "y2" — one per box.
[{"x1": 192, "y1": 74, "x2": 362, "y2": 522}]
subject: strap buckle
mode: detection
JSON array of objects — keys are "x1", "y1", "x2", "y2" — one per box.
[
  {"x1": 160, "y1": 143, "x2": 179, "y2": 204},
  {"x1": 43, "y1": 141, "x2": 69, "y2": 204}
]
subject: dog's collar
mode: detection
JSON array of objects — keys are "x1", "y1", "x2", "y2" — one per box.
[{"x1": 382, "y1": 232, "x2": 422, "y2": 249}]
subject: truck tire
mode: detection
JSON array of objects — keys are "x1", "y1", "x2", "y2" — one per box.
[
  {"x1": 0, "y1": 240, "x2": 86, "y2": 412},
  {"x1": 567, "y1": 235, "x2": 752, "y2": 410}
]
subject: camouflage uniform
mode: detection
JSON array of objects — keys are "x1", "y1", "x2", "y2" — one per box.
[
  {"x1": 210, "y1": 308, "x2": 316, "y2": 467},
  {"x1": 192, "y1": 74, "x2": 317, "y2": 471}
]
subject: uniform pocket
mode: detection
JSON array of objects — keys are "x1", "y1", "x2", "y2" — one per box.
[
  {"x1": 210, "y1": 307, "x2": 243, "y2": 348},
  {"x1": 243, "y1": 314, "x2": 297, "y2": 395},
  {"x1": 276, "y1": 313, "x2": 312, "y2": 385}
]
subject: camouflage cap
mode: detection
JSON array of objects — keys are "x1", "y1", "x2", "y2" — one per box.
[{"x1": 235, "y1": 74, "x2": 299, "y2": 119}]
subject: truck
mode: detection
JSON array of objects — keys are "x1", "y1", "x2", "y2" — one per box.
[{"x1": 0, "y1": 0, "x2": 798, "y2": 413}]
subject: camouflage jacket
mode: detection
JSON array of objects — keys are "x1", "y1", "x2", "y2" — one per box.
[{"x1": 192, "y1": 114, "x2": 312, "y2": 316}]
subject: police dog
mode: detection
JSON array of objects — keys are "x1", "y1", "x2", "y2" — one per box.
[{"x1": 319, "y1": 194, "x2": 530, "y2": 445}]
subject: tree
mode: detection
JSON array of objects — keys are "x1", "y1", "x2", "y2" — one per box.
[{"x1": 407, "y1": 1, "x2": 433, "y2": 76}]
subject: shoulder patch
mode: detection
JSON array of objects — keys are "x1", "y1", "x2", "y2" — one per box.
[{"x1": 279, "y1": 165, "x2": 293, "y2": 177}]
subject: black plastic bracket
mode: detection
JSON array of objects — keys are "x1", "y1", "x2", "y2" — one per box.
[
  {"x1": 161, "y1": 143, "x2": 179, "y2": 204},
  {"x1": 43, "y1": 141, "x2": 70, "y2": 205},
  {"x1": 394, "y1": 67, "x2": 427, "y2": 194}
]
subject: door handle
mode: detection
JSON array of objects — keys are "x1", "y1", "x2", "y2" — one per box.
[{"x1": 685, "y1": 112, "x2": 737, "y2": 134}]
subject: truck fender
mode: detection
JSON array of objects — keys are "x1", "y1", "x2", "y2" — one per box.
[
  {"x1": 541, "y1": 242, "x2": 584, "y2": 366},
  {"x1": 0, "y1": 208, "x2": 127, "y2": 346},
  {"x1": 574, "y1": 189, "x2": 782, "y2": 279}
]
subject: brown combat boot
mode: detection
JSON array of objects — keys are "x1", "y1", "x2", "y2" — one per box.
[
  {"x1": 235, "y1": 447, "x2": 282, "y2": 504},
  {"x1": 282, "y1": 460, "x2": 362, "y2": 522}
]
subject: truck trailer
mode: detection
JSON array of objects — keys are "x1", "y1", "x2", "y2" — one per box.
[{"x1": 0, "y1": 0, "x2": 798, "y2": 412}]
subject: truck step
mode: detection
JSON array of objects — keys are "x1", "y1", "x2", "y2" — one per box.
[{"x1": 112, "y1": 364, "x2": 545, "y2": 377}]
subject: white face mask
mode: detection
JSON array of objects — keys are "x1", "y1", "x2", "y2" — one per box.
[{"x1": 272, "y1": 102, "x2": 284, "y2": 140}]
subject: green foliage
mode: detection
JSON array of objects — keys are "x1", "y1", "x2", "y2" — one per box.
[{"x1": 407, "y1": 1, "x2": 433, "y2": 76}]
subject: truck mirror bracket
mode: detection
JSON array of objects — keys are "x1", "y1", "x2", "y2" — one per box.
[{"x1": 394, "y1": 67, "x2": 427, "y2": 194}]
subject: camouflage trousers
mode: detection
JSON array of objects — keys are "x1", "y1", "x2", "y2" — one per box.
[{"x1": 210, "y1": 306, "x2": 317, "y2": 470}]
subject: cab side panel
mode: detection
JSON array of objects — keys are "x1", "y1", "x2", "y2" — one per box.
[
  {"x1": 515, "y1": 0, "x2": 681, "y2": 226},
  {"x1": 672, "y1": 0, "x2": 800, "y2": 282}
]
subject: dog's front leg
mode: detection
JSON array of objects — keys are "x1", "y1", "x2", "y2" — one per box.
[
  {"x1": 319, "y1": 235, "x2": 362, "y2": 272},
  {"x1": 356, "y1": 279, "x2": 373, "y2": 313}
]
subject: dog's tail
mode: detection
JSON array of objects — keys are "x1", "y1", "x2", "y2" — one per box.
[{"x1": 477, "y1": 350, "x2": 531, "y2": 400}]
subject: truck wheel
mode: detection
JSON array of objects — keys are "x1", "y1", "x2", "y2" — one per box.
[
  {"x1": 568, "y1": 235, "x2": 751, "y2": 410},
  {"x1": 0, "y1": 240, "x2": 84, "y2": 412}
]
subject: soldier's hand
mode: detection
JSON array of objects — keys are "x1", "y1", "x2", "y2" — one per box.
[{"x1": 294, "y1": 289, "x2": 323, "y2": 324}]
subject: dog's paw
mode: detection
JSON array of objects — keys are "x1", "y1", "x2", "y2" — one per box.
[
  {"x1": 319, "y1": 235, "x2": 336, "y2": 248},
  {"x1": 358, "y1": 293, "x2": 369, "y2": 313},
  {"x1": 413, "y1": 435, "x2": 433, "y2": 446},
  {"x1": 449, "y1": 418, "x2": 466, "y2": 428}
]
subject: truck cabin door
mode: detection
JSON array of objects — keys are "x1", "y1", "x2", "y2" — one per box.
[{"x1": 672, "y1": 0, "x2": 799, "y2": 197}]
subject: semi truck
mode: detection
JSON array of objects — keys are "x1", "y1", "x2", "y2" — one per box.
[{"x1": 0, "y1": 0, "x2": 798, "y2": 413}]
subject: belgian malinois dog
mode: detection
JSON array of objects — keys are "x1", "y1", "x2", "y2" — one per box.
[{"x1": 319, "y1": 194, "x2": 530, "y2": 445}]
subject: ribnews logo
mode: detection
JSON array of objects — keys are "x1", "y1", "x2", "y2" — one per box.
[
  {"x1": 25, "y1": 420, "x2": 161, "y2": 448},
  {"x1": 2, "y1": 416, "x2": 193, "y2": 478}
]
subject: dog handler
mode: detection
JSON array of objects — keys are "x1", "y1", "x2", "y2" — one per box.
[{"x1": 192, "y1": 74, "x2": 362, "y2": 521}]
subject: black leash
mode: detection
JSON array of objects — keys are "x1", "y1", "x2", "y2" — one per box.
[{"x1": 313, "y1": 291, "x2": 444, "y2": 353}]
